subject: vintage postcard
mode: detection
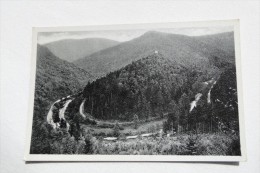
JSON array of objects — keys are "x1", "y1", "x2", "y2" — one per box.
[{"x1": 24, "y1": 20, "x2": 246, "y2": 161}]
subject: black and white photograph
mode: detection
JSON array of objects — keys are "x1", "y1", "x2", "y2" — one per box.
[{"x1": 25, "y1": 20, "x2": 245, "y2": 161}]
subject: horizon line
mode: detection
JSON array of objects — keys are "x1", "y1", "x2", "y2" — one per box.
[{"x1": 38, "y1": 28, "x2": 234, "y2": 45}]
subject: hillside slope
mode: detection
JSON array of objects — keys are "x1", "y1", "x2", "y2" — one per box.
[
  {"x1": 77, "y1": 53, "x2": 221, "y2": 121},
  {"x1": 45, "y1": 38, "x2": 119, "y2": 62},
  {"x1": 195, "y1": 32, "x2": 235, "y2": 62},
  {"x1": 30, "y1": 45, "x2": 94, "y2": 153},
  {"x1": 211, "y1": 66, "x2": 239, "y2": 131},
  {"x1": 33, "y1": 45, "x2": 93, "y2": 126},
  {"x1": 74, "y1": 31, "x2": 235, "y2": 78}
]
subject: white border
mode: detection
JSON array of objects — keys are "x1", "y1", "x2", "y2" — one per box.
[{"x1": 24, "y1": 19, "x2": 246, "y2": 162}]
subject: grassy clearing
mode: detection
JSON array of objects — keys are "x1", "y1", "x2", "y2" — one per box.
[
  {"x1": 196, "y1": 133, "x2": 240, "y2": 155},
  {"x1": 81, "y1": 124, "x2": 114, "y2": 137},
  {"x1": 88, "y1": 133, "x2": 240, "y2": 155},
  {"x1": 81, "y1": 117, "x2": 241, "y2": 156},
  {"x1": 121, "y1": 119, "x2": 165, "y2": 135},
  {"x1": 81, "y1": 118, "x2": 165, "y2": 137}
]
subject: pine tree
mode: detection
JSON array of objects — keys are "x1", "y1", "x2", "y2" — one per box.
[
  {"x1": 113, "y1": 122, "x2": 120, "y2": 136},
  {"x1": 133, "y1": 114, "x2": 139, "y2": 129},
  {"x1": 84, "y1": 133, "x2": 93, "y2": 154},
  {"x1": 185, "y1": 134, "x2": 198, "y2": 155}
]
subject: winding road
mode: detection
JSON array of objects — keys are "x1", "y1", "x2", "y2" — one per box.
[
  {"x1": 46, "y1": 97, "x2": 72, "y2": 130},
  {"x1": 46, "y1": 99, "x2": 61, "y2": 128},
  {"x1": 189, "y1": 79, "x2": 216, "y2": 113}
]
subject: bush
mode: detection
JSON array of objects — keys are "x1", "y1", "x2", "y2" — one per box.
[
  {"x1": 148, "y1": 124, "x2": 156, "y2": 133},
  {"x1": 75, "y1": 139, "x2": 86, "y2": 154},
  {"x1": 84, "y1": 134, "x2": 94, "y2": 154},
  {"x1": 113, "y1": 123, "x2": 121, "y2": 137},
  {"x1": 196, "y1": 133, "x2": 238, "y2": 155}
]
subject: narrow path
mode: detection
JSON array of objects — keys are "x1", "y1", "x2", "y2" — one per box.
[
  {"x1": 59, "y1": 99, "x2": 73, "y2": 130},
  {"x1": 189, "y1": 93, "x2": 202, "y2": 112},
  {"x1": 59, "y1": 99, "x2": 73, "y2": 120},
  {"x1": 189, "y1": 79, "x2": 216, "y2": 113},
  {"x1": 46, "y1": 96, "x2": 72, "y2": 130},
  {"x1": 46, "y1": 99, "x2": 61, "y2": 128},
  {"x1": 79, "y1": 100, "x2": 86, "y2": 119}
]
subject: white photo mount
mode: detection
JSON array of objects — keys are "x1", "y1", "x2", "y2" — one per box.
[{"x1": 24, "y1": 19, "x2": 246, "y2": 162}]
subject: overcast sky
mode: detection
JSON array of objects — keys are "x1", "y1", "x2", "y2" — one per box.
[{"x1": 38, "y1": 26, "x2": 234, "y2": 44}]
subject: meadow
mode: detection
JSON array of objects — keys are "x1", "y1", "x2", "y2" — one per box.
[
  {"x1": 80, "y1": 117, "x2": 240, "y2": 156},
  {"x1": 86, "y1": 133, "x2": 240, "y2": 155}
]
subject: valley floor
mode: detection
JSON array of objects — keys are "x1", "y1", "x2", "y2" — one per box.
[
  {"x1": 86, "y1": 133, "x2": 240, "y2": 155},
  {"x1": 81, "y1": 118, "x2": 166, "y2": 137},
  {"x1": 80, "y1": 118, "x2": 240, "y2": 156}
]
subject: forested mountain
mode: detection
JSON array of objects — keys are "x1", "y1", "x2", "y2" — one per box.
[
  {"x1": 45, "y1": 38, "x2": 119, "y2": 62},
  {"x1": 30, "y1": 45, "x2": 93, "y2": 153},
  {"x1": 74, "y1": 31, "x2": 235, "y2": 78},
  {"x1": 80, "y1": 53, "x2": 222, "y2": 121},
  {"x1": 34, "y1": 44, "x2": 93, "y2": 121},
  {"x1": 195, "y1": 32, "x2": 235, "y2": 63}
]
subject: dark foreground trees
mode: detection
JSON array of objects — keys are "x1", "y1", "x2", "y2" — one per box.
[{"x1": 30, "y1": 122, "x2": 94, "y2": 154}]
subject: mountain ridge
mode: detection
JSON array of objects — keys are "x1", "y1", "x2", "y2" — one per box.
[
  {"x1": 73, "y1": 31, "x2": 235, "y2": 78},
  {"x1": 33, "y1": 44, "x2": 93, "y2": 121},
  {"x1": 44, "y1": 38, "x2": 119, "y2": 62}
]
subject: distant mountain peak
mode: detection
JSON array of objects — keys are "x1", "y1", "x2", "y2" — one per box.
[
  {"x1": 44, "y1": 38, "x2": 119, "y2": 62},
  {"x1": 74, "y1": 31, "x2": 235, "y2": 78},
  {"x1": 139, "y1": 30, "x2": 171, "y2": 39},
  {"x1": 143, "y1": 30, "x2": 164, "y2": 35}
]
